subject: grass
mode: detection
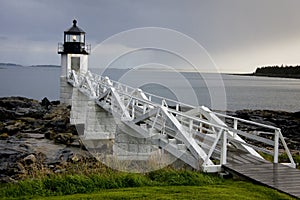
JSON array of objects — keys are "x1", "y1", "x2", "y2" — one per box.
[
  {"x1": 35, "y1": 184, "x2": 295, "y2": 200},
  {"x1": 0, "y1": 184, "x2": 295, "y2": 200},
  {"x1": 0, "y1": 168, "x2": 296, "y2": 200}
]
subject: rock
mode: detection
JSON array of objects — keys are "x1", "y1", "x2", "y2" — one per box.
[
  {"x1": 0, "y1": 97, "x2": 32, "y2": 110},
  {"x1": 15, "y1": 107, "x2": 44, "y2": 118},
  {"x1": 54, "y1": 169, "x2": 66, "y2": 173},
  {"x1": 0, "y1": 133, "x2": 9, "y2": 140},
  {"x1": 41, "y1": 97, "x2": 51, "y2": 109},
  {"x1": 23, "y1": 154, "x2": 36, "y2": 165},
  {"x1": 17, "y1": 162, "x2": 26, "y2": 174},
  {"x1": 70, "y1": 154, "x2": 79, "y2": 162},
  {"x1": 51, "y1": 100, "x2": 60, "y2": 105},
  {"x1": 19, "y1": 133, "x2": 44, "y2": 139},
  {"x1": 0, "y1": 97, "x2": 46, "y2": 120},
  {"x1": 235, "y1": 110, "x2": 250, "y2": 120},
  {"x1": 19, "y1": 143, "x2": 33, "y2": 149},
  {"x1": 0, "y1": 97, "x2": 93, "y2": 182},
  {"x1": 54, "y1": 133, "x2": 74, "y2": 145},
  {"x1": 0, "y1": 107, "x2": 16, "y2": 120},
  {"x1": 292, "y1": 111, "x2": 300, "y2": 119},
  {"x1": 44, "y1": 130, "x2": 56, "y2": 140},
  {"x1": 4, "y1": 120, "x2": 25, "y2": 135}
]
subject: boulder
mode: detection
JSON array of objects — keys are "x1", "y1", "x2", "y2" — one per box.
[
  {"x1": 23, "y1": 154, "x2": 37, "y2": 165},
  {"x1": 54, "y1": 133, "x2": 75, "y2": 145},
  {"x1": 44, "y1": 130, "x2": 56, "y2": 140},
  {"x1": 41, "y1": 97, "x2": 51, "y2": 109}
]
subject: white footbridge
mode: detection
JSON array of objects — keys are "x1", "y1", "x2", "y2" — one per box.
[{"x1": 66, "y1": 70, "x2": 296, "y2": 173}]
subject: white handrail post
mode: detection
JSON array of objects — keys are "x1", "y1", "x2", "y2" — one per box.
[
  {"x1": 176, "y1": 103, "x2": 179, "y2": 111},
  {"x1": 143, "y1": 104, "x2": 146, "y2": 114},
  {"x1": 233, "y1": 119, "x2": 238, "y2": 129},
  {"x1": 199, "y1": 114, "x2": 203, "y2": 133},
  {"x1": 189, "y1": 119, "x2": 193, "y2": 137},
  {"x1": 233, "y1": 119, "x2": 238, "y2": 138},
  {"x1": 131, "y1": 99, "x2": 135, "y2": 119},
  {"x1": 220, "y1": 130, "x2": 227, "y2": 165},
  {"x1": 274, "y1": 129, "x2": 279, "y2": 163},
  {"x1": 189, "y1": 119, "x2": 193, "y2": 131}
]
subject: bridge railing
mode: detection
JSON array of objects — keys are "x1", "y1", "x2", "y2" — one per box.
[
  {"x1": 87, "y1": 71, "x2": 196, "y2": 112},
  {"x1": 67, "y1": 70, "x2": 296, "y2": 170},
  {"x1": 214, "y1": 112, "x2": 296, "y2": 168}
]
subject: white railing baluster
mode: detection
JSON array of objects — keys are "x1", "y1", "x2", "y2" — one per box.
[
  {"x1": 131, "y1": 99, "x2": 135, "y2": 119},
  {"x1": 233, "y1": 119, "x2": 238, "y2": 129},
  {"x1": 220, "y1": 130, "x2": 227, "y2": 165},
  {"x1": 189, "y1": 119, "x2": 193, "y2": 132},
  {"x1": 274, "y1": 129, "x2": 279, "y2": 163},
  {"x1": 279, "y1": 131, "x2": 296, "y2": 168},
  {"x1": 199, "y1": 114, "x2": 203, "y2": 133},
  {"x1": 233, "y1": 119, "x2": 238, "y2": 138},
  {"x1": 203, "y1": 128, "x2": 224, "y2": 166}
]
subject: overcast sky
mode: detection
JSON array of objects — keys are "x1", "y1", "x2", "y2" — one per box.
[{"x1": 1, "y1": 0, "x2": 300, "y2": 72}]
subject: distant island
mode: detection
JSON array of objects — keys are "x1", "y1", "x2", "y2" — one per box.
[
  {"x1": 0, "y1": 62, "x2": 23, "y2": 67},
  {"x1": 234, "y1": 65, "x2": 300, "y2": 79},
  {"x1": 0, "y1": 63, "x2": 60, "y2": 68},
  {"x1": 253, "y1": 65, "x2": 300, "y2": 79},
  {"x1": 29, "y1": 64, "x2": 60, "y2": 68}
]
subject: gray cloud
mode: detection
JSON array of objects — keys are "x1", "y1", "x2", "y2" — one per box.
[{"x1": 0, "y1": 0, "x2": 300, "y2": 71}]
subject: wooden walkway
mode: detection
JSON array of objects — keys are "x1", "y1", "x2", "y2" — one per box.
[{"x1": 223, "y1": 163, "x2": 300, "y2": 198}]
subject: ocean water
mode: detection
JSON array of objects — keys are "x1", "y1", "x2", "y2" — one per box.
[{"x1": 0, "y1": 65, "x2": 300, "y2": 112}]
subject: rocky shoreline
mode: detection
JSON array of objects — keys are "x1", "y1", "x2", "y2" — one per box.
[
  {"x1": 0, "y1": 97, "x2": 93, "y2": 183},
  {"x1": 0, "y1": 97, "x2": 299, "y2": 183}
]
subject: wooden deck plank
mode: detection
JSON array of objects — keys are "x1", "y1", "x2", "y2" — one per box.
[
  {"x1": 223, "y1": 163, "x2": 300, "y2": 198},
  {"x1": 226, "y1": 150, "x2": 269, "y2": 165}
]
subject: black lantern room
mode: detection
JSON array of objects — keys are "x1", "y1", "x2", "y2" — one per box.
[{"x1": 58, "y1": 20, "x2": 90, "y2": 54}]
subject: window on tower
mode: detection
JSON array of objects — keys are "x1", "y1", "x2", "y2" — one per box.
[{"x1": 71, "y1": 57, "x2": 80, "y2": 71}]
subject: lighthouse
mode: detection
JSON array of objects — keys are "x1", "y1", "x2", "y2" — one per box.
[{"x1": 58, "y1": 19, "x2": 90, "y2": 105}]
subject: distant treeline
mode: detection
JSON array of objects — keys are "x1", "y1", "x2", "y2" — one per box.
[{"x1": 254, "y1": 65, "x2": 300, "y2": 79}]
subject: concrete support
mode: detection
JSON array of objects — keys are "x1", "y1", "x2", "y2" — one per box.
[
  {"x1": 84, "y1": 100, "x2": 116, "y2": 140},
  {"x1": 113, "y1": 126, "x2": 158, "y2": 160},
  {"x1": 70, "y1": 88, "x2": 89, "y2": 125},
  {"x1": 60, "y1": 76, "x2": 73, "y2": 105}
]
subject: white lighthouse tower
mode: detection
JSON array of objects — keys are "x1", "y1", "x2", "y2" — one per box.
[{"x1": 58, "y1": 19, "x2": 90, "y2": 105}]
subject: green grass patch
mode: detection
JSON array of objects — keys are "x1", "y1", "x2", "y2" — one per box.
[
  {"x1": 0, "y1": 168, "x2": 296, "y2": 200},
  {"x1": 5, "y1": 184, "x2": 295, "y2": 200},
  {"x1": 0, "y1": 168, "x2": 221, "y2": 198}
]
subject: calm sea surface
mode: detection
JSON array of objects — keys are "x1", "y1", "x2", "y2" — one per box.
[{"x1": 0, "y1": 66, "x2": 300, "y2": 112}]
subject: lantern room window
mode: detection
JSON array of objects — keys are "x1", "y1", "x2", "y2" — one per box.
[{"x1": 65, "y1": 33, "x2": 85, "y2": 43}]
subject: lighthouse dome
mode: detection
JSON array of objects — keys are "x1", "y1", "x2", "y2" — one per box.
[{"x1": 64, "y1": 20, "x2": 85, "y2": 34}]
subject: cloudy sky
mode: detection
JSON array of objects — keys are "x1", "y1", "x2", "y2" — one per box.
[{"x1": 1, "y1": 0, "x2": 300, "y2": 72}]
